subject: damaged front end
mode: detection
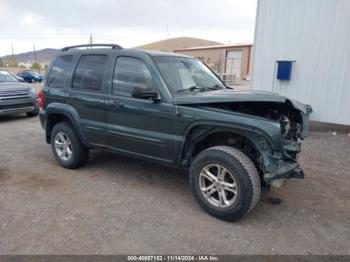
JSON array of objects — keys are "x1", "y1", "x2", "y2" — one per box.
[
  {"x1": 264, "y1": 102, "x2": 312, "y2": 187},
  {"x1": 192, "y1": 99, "x2": 312, "y2": 187},
  {"x1": 243, "y1": 101, "x2": 312, "y2": 187},
  {"x1": 175, "y1": 89, "x2": 312, "y2": 188}
]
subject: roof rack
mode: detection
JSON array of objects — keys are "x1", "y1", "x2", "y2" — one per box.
[{"x1": 62, "y1": 44, "x2": 122, "y2": 51}]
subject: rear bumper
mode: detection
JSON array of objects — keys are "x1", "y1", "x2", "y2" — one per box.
[
  {"x1": 39, "y1": 110, "x2": 46, "y2": 129},
  {"x1": 264, "y1": 161, "x2": 304, "y2": 182}
]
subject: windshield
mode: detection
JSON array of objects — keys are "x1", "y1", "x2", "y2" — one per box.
[
  {"x1": 24, "y1": 71, "x2": 40, "y2": 76},
  {"x1": 154, "y1": 56, "x2": 226, "y2": 96},
  {"x1": 0, "y1": 71, "x2": 18, "y2": 82}
]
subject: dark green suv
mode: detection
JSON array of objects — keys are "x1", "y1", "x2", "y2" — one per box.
[{"x1": 39, "y1": 44, "x2": 312, "y2": 221}]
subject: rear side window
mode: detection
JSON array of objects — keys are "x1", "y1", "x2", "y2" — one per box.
[
  {"x1": 72, "y1": 55, "x2": 88, "y2": 89},
  {"x1": 112, "y1": 56, "x2": 155, "y2": 97},
  {"x1": 72, "y1": 55, "x2": 108, "y2": 92},
  {"x1": 46, "y1": 55, "x2": 73, "y2": 88}
]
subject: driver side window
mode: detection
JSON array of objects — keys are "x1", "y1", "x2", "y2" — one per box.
[{"x1": 112, "y1": 56, "x2": 155, "y2": 97}]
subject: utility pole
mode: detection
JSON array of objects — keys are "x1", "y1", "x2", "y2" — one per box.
[
  {"x1": 89, "y1": 34, "x2": 93, "y2": 48},
  {"x1": 33, "y1": 44, "x2": 39, "y2": 73},
  {"x1": 166, "y1": 25, "x2": 169, "y2": 39},
  {"x1": 10, "y1": 43, "x2": 14, "y2": 68},
  {"x1": 33, "y1": 44, "x2": 37, "y2": 62}
]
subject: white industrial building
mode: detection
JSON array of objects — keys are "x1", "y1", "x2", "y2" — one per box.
[{"x1": 251, "y1": 0, "x2": 350, "y2": 125}]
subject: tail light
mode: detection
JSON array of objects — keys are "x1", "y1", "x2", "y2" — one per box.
[{"x1": 38, "y1": 89, "x2": 44, "y2": 109}]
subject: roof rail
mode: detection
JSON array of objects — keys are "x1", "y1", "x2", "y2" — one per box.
[{"x1": 62, "y1": 44, "x2": 122, "y2": 51}]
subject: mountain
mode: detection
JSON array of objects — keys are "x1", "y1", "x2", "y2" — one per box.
[
  {"x1": 2, "y1": 48, "x2": 59, "y2": 65},
  {"x1": 1, "y1": 37, "x2": 223, "y2": 64},
  {"x1": 135, "y1": 37, "x2": 223, "y2": 51}
]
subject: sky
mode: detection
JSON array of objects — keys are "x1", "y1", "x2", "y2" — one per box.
[{"x1": 0, "y1": 0, "x2": 257, "y2": 56}]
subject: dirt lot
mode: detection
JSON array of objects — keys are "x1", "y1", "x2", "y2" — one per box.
[{"x1": 0, "y1": 115, "x2": 349, "y2": 255}]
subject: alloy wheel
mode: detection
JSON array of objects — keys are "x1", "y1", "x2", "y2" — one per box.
[
  {"x1": 199, "y1": 164, "x2": 239, "y2": 208},
  {"x1": 54, "y1": 132, "x2": 73, "y2": 161}
]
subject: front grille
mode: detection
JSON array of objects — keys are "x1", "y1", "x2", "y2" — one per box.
[
  {"x1": 0, "y1": 103, "x2": 33, "y2": 110},
  {"x1": 0, "y1": 89, "x2": 30, "y2": 97}
]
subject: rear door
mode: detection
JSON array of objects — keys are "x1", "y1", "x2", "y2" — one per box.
[
  {"x1": 68, "y1": 54, "x2": 109, "y2": 146},
  {"x1": 105, "y1": 55, "x2": 176, "y2": 163}
]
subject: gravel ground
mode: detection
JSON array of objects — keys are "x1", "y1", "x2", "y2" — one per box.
[{"x1": 0, "y1": 115, "x2": 349, "y2": 255}]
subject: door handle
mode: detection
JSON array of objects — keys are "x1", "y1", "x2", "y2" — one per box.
[{"x1": 107, "y1": 100, "x2": 124, "y2": 108}]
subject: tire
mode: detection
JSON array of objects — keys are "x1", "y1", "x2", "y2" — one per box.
[
  {"x1": 189, "y1": 146, "x2": 261, "y2": 221},
  {"x1": 50, "y1": 122, "x2": 89, "y2": 169}
]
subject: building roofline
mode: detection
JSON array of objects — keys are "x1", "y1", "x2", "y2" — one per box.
[{"x1": 174, "y1": 43, "x2": 253, "y2": 52}]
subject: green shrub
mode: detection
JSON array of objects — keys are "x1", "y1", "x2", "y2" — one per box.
[{"x1": 31, "y1": 62, "x2": 41, "y2": 70}]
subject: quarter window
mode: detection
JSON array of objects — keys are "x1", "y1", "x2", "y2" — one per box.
[
  {"x1": 72, "y1": 55, "x2": 88, "y2": 90},
  {"x1": 72, "y1": 55, "x2": 107, "y2": 92},
  {"x1": 46, "y1": 55, "x2": 73, "y2": 88},
  {"x1": 112, "y1": 57, "x2": 155, "y2": 97}
]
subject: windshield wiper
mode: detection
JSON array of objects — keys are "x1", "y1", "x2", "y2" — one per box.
[
  {"x1": 199, "y1": 84, "x2": 224, "y2": 91},
  {"x1": 176, "y1": 86, "x2": 202, "y2": 94},
  {"x1": 176, "y1": 84, "x2": 224, "y2": 95}
]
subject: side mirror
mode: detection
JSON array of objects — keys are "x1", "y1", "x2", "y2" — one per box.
[{"x1": 132, "y1": 90, "x2": 160, "y2": 101}]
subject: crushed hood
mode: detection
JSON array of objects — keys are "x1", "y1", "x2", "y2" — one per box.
[{"x1": 173, "y1": 89, "x2": 311, "y2": 114}]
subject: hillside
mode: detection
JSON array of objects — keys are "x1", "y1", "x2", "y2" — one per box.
[
  {"x1": 2, "y1": 48, "x2": 59, "y2": 65},
  {"x1": 1, "y1": 37, "x2": 223, "y2": 64},
  {"x1": 135, "y1": 37, "x2": 223, "y2": 51}
]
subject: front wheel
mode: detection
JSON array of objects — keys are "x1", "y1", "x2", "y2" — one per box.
[
  {"x1": 50, "y1": 122, "x2": 89, "y2": 169},
  {"x1": 189, "y1": 146, "x2": 261, "y2": 221}
]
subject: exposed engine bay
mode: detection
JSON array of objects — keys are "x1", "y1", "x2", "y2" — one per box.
[{"x1": 202, "y1": 101, "x2": 304, "y2": 142}]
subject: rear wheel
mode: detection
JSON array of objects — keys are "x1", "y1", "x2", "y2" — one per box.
[
  {"x1": 50, "y1": 122, "x2": 89, "y2": 169},
  {"x1": 189, "y1": 146, "x2": 261, "y2": 221}
]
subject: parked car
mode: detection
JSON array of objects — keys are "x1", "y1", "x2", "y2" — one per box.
[
  {"x1": 17, "y1": 70, "x2": 43, "y2": 83},
  {"x1": 0, "y1": 70, "x2": 39, "y2": 117},
  {"x1": 39, "y1": 44, "x2": 312, "y2": 221},
  {"x1": 14, "y1": 74, "x2": 26, "y2": 82}
]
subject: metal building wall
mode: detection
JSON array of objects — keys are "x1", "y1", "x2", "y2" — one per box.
[{"x1": 251, "y1": 0, "x2": 350, "y2": 125}]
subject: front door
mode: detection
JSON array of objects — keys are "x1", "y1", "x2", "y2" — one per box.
[{"x1": 106, "y1": 56, "x2": 176, "y2": 163}]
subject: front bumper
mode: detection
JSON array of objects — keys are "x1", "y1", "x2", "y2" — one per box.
[
  {"x1": 0, "y1": 95, "x2": 38, "y2": 116},
  {"x1": 264, "y1": 161, "x2": 304, "y2": 182}
]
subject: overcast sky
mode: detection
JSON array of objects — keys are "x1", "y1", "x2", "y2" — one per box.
[{"x1": 0, "y1": 0, "x2": 257, "y2": 56}]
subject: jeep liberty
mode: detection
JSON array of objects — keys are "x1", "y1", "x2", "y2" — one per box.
[{"x1": 39, "y1": 44, "x2": 312, "y2": 221}]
